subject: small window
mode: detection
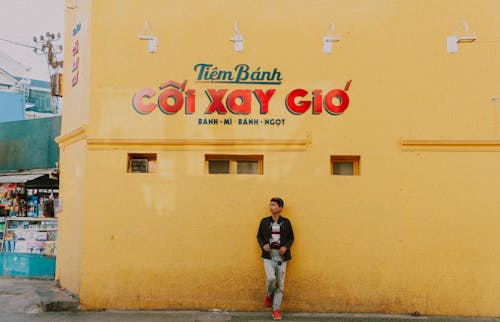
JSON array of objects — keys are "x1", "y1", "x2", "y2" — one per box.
[
  {"x1": 128, "y1": 153, "x2": 157, "y2": 173},
  {"x1": 208, "y1": 160, "x2": 230, "y2": 174},
  {"x1": 331, "y1": 155, "x2": 360, "y2": 176},
  {"x1": 237, "y1": 160, "x2": 259, "y2": 174},
  {"x1": 206, "y1": 155, "x2": 263, "y2": 175}
]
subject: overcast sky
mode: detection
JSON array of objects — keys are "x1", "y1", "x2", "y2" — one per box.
[{"x1": 0, "y1": 0, "x2": 65, "y2": 81}]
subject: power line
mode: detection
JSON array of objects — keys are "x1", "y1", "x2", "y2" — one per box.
[{"x1": 0, "y1": 37, "x2": 36, "y2": 49}]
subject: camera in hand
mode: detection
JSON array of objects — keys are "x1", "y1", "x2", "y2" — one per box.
[{"x1": 271, "y1": 241, "x2": 281, "y2": 249}]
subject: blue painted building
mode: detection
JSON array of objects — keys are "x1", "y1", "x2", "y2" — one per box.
[
  {"x1": 0, "y1": 50, "x2": 55, "y2": 122},
  {"x1": 18, "y1": 77, "x2": 54, "y2": 115},
  {"x1": 0, "y1": 91, "x2": 24, "y2": 122}
]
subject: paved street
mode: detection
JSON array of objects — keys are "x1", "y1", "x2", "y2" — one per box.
[
  {"x1": 2, "y1": 278, "x2": 500, "y2": 322},
  {"x1": 3, "y1": 311, "x2": 500, "y2": 322}
]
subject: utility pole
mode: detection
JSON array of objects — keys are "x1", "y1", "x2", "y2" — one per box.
[
  {"x1": 33, "y1": 32, "x2": 64, "y2": 114},
  {"x1": 0, "y1": 33, "x2": 64, "y2": 115}
]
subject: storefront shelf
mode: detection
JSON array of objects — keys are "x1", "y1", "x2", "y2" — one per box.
[
  {"x1": 6, "y1": 229, "x2": 58, "y2": 231},
  {"x1": 5, "y1": 217, "x2": 57, "y2": 221},
  {"x1": 1, "y1": 217, "x2": 57, "y2": 256}
]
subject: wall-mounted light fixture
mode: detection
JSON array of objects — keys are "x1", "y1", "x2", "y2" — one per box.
[
  {"x1": 447, "y1": 20, "x2": 476, "y2": 53},
  {"x1": 229, "y1": 20, "x2": 243, "y2": 52},
  {"x1": 323, "y1": 23, "x2": 340, "y2": 54},
  {"x1": 138, "y1": 20, "x2": 157, "y2": 53},
  {"x1": 493, "y1": 96, "x2": 499, "y2": 102}
]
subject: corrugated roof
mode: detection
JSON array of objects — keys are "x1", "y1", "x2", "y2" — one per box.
[
  {"x1": 0, "y1": 70, "x2": 17, "y2": 87},
  {"x1": 14, "y1": 77, "x2": 49, "y2": 89},
  {"x1": 0, "y1": 174, "x2": 45, "y2": 183},
  {"x1": 0, "y1": 169, "x2": 55, "y2": 177},
  {"x1": 0, "y1": 50, "x2": 30, "y2": 78}
]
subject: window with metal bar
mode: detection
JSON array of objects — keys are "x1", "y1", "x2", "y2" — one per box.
[{"x1": 206, "y1": 155, "x2": 263, "y2": 175}]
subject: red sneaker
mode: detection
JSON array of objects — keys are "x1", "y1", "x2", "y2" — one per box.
[
  {"x1": 272, "y1": 309, "x2": 282, "y2": 320},
  {"x1": 264, "y1": 294, "x2": 273, "y2": 307}
]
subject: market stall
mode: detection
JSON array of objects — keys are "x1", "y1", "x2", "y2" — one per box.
[{"x1": 0, "y1": 169, "x2": 58, "y2": 278}]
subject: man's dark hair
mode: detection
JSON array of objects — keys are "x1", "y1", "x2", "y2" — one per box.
[{"x1": 270, "y1": 197, "x2": 284, "y2": 208}]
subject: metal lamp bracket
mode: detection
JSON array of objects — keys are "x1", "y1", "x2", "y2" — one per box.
[
  {"x1": 138, "y1": 20, "x2": 158, "y2": 53},
  {"x1": 447, "y1": 20, "x2": 476, "y2": 53},
  {"x1": 229, "y1": 20, "x2": 244, "y2": 52},
  {"x1": 323, "y1": 23, "x2": 340, "y2": 54}
]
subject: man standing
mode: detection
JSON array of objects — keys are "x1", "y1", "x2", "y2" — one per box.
[{"x1": 257, "y1": 197, "x2": 295, "y2": 320}]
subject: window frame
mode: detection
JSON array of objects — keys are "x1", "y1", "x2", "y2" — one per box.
[
  {"x1": 127, "y1": 153, "x2": 157, "y2": 173},
  {"x1": 205, "y1": 154, "x2": 263, "y2": 175},
  {"x1": 330, "y1": 155, "x2": 360, "y2": 176}
]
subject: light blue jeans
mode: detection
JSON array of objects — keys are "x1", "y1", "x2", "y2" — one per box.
[{"x1": 263, "y1": 249, "x2": 287, "y2": 310}]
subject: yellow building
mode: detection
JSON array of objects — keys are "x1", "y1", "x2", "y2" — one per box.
[{"x1": 56, "y1": 0, "x2": 500, "y2": 316}]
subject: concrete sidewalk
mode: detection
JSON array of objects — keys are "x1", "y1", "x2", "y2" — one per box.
[
  {"x1": 2, "y1": 277, "x2": 500, "y2": 321},
  {"x1": 0, "y1": 277, "x2": 80, "y2": 313},
  {"x1": 3, "y1": 311, "x2": 500, "y2": 322}
]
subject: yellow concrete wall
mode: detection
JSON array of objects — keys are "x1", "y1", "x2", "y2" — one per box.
[
  {"x1": 59, "y1": 0, "x2": 500, "y2": 316},
  {"x1": 61, "y1": 0, "x2": 91, "y2": 134},
  {"x1": 55, "y1": 0, "x2": 93, "y2": 294},
  {"x1": 55, "y1": 139, "x2": 87, "y2": 294}
]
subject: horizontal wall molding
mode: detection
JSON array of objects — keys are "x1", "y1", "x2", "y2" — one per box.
[
  {"x1": 55, "y1": 125, "x2": 88, "y2": 149},
  {"x1": 401, "y1": 139, "x2": 500, "y2": 152},
  {"x1": 87, "y1": 138, "x2": 311, "y2": 151}
]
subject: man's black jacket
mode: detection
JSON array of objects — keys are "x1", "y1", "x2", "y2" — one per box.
[{"x1": 257, "y1": 216, "x2": 294, "y2": 261}]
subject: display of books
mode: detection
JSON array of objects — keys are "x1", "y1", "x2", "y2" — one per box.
[
  {"x1": 43, "y1": 241, "x2": 56, "y2": 256},
  {"x1": 0, "y1": 217, "x2": 57, "y2": 256},
  {"x1": 0, "y1": 221, "x2": 4, "y2": 242},
  {"x1": 27, "y1": 196, "x2": 38, "y2": 217}
]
